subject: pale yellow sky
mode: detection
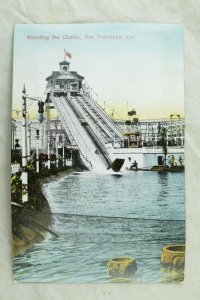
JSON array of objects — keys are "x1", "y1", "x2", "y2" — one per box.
[{"x1": 12, "y1": 24, "x2": 184, "y2": 121}]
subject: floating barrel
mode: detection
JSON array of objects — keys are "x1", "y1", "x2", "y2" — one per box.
[
  {"x1": 107, "y1": 257, "x2": 137, "y2": 277},
  {"x1": 161, "y1": 245, "x2": 185, "y2": 269}
]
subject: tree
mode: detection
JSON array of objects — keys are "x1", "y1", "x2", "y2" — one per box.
[{"x1": 161, "y1": 127, "x2": 167, "y2": 166}]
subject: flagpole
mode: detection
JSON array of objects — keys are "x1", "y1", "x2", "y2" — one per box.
[{"x1": 64, "y1": 49, "x2": 66, "y2": 61}]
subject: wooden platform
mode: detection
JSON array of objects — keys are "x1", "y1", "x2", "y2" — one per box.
[{"x1": 127, "y1": 165, "x2": 184, "y2": 172}]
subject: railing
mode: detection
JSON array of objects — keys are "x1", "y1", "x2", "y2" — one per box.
[{"x1": 48, "y1": 85, "x2": 78, "y2": 92}]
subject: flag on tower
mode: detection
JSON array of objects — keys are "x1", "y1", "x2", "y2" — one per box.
[{"x1": 64, "y1": 49, "x2": 72, "y2": 59}]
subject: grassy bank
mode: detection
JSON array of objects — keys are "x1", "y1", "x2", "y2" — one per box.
[{"x1": 12, "y1": 166, "x2": 81, "y2": 257}]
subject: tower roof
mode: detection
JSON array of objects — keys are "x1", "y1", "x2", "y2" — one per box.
[
  {"x1": 59, "y1": 61, "x2": 70, "y2": 65},
  {"x1": 71, "y1": 71, "x2": 84, "y2": 80},
  {"x1": 46, "y1": 71, "x2": 84, "y2": 81},
  {"x1": 46, "y1": 71, "x2": 60, "y2": 81}
]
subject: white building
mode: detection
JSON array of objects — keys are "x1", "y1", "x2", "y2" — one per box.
[{"x1": 12, "y1": 118, "x2": 68, "y2": 154}]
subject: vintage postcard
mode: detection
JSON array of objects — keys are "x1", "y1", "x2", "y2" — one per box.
[{"x1": 11, "y1": 23, "x2": 185, "y2": 283}]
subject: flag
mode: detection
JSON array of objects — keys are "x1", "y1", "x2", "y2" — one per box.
[{"x1": 65, "y1": 49, "x2": 72, "y2": 59}]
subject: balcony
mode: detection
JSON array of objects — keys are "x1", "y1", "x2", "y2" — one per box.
[{"x1": 51, "y1": 84, "x2": 78, "y2": 93}]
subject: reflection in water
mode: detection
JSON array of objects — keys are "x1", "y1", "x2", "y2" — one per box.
[
  {"x1": 13, "y1": 171, "x2": 185, "y2": 283},
  {"x1": 161, "y1": 266, "x2": 184, "y2": 283},
  {"x1": 157, "y1": 173, "x2": 169, "y2": 206}
]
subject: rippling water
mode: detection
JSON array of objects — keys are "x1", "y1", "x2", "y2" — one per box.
[{"x1": 13, "y1": 171, "x2": 185, "y2": 283}]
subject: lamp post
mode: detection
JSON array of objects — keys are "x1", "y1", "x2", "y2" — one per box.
[
  {"x1": 46, "y1": 101, "x2": 51, "y2": 170},
  {"x1": 56, "y1": 137, "x2": 59, "y2": 168},
  {"x1": 36, "y1": 129, "x2": 40, "y2": 173},
  {"x1": 47, "y1": 130, "x2": 51, "y2": 169},
  {"x1": 27, "y1": 124, "x2": 31, "y2": 161},
  {"x1": 21, "y1": 85, "x2": 28, "y2": 203}
]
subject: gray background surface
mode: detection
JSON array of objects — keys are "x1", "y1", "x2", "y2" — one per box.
[{"x1": 0, "y1": 0, "x2": 200, "y2": 299}]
